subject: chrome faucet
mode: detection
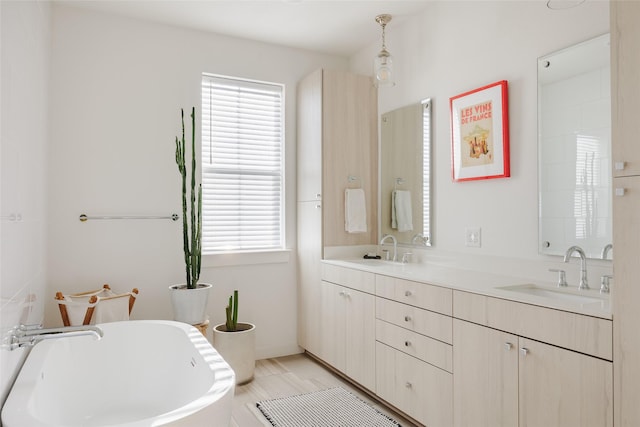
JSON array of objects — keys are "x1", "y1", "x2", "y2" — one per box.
[
  {"x1": 563, "y1": 246, "x2": 589, "y2": 290},
  {"x1": 380, "y1": 234, "x2": 397, "y2": 262},
  {"x1": 9, "y1": 324, "x2": 103, "y2": 350},
  {"x1": 601, "y1": 243, "x2": 613, "y2": 260},
  {"x1": 600, "y1": 274, "x2": 613, "y2": 294},
  {"x1": 411, "y1": 233, "x2": 428, "y2": 246}
]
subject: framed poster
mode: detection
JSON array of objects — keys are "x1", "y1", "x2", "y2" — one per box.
[{"x1": 449, "y1": 80, "x2": 510, "y2": 182}]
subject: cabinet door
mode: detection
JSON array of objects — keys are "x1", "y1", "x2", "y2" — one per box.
[
  {"x1": 345, "y1": 288, "x2": 375, "y2": 391},
  {"x1": 296, "y1": 201, "x2": 322, "y2": 354},
  {"x1": 613, "y1": 177, "x2": 640, "y2": 426},
  {"x1": 320, "y1": 281, "x2": 345, "y2": 372},
  {"x1": 612, "y1": 1, "x2": 640, "y2": 178},
  {"x1": 296, "y1": 69, "x2": 323, "y2": 201},
  {"x1": 518, "y1": 338, "x2": 613, "y2": 427},
  {"x1": 453, "y1": 319, "x2": 518, "y2": 427}
]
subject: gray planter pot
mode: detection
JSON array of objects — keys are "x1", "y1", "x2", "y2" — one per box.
[{"x1": 168, "y1": 283, "x2": 212, "y2": 325}]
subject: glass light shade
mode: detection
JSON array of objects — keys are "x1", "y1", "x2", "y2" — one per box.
[{"x1": 374, "y1": 50, "x2": 395, "y2": 87}]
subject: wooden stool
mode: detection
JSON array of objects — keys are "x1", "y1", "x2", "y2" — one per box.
[{"x1": 193, "y1": 319, "x2": 210, "y2": 337}]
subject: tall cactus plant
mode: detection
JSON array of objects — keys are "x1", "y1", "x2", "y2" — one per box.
[{"x1": 175, "y1": 107, "x2": 202, "y2": 289}]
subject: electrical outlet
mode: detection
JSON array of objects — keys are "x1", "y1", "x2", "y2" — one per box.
[{"x1": 465, "y1": 227, "x2": 481, "y2": 248}]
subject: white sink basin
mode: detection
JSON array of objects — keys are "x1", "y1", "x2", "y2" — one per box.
[
  {"x1": 343, "y1": 258, "x2": 395, "y2": 267},
  {"x1": 497, "y1": 283, "x2": 607, "y2": 306}
]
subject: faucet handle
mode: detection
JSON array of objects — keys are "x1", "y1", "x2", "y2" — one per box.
[
  {"x1": 600, "y1": 274, "x2": 613, "y2": 294},
  {"x1": 19, "y1": 324, "x2": 43, "y2": 330},
  {"x1": 549, "y1": 269, "x2": 568, "y2": 287}
]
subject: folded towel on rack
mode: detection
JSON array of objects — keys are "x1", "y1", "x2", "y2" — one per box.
[
  {"x1": 345, "y1": 188, "x2": 367, "y2": 233},
  {"x1": 392, "y1": 190, "x2": 413, "y2": 232}
]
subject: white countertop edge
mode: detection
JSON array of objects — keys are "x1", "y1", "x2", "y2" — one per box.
[{"x1": 322, "y1": 259, "x2": 612, "y2": 320}]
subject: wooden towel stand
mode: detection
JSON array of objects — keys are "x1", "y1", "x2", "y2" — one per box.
[{"x1": 55, "y1": 284, "x2": 139, "y2": 326}]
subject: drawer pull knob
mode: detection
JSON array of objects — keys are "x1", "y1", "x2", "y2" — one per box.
[
  {"x1": 404, "y1": 315, "x2": 412, "y2": 322},
  {"x1": 405, "y1": 341, "x2": 411, "y2": 347},
  {"x1": 405, "y1": 290, "x2": 413, "y2": 297},
  {"x1": 504, "y1": 342, "x2": 513, "y2": 351},
  {"x1": 520, "y1": 347, "x2": 529, "y2": 357},
  {"x1": 405, "y1": 382, "x2": 412, "y2": 389}
]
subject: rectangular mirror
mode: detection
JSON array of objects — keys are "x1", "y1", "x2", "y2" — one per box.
[
  {"x1": 538, "y1": 34, "x2": 612, "y2": 260},
  {"x1": 380, "y1": 99, "x2": 432, "y2": 246}
]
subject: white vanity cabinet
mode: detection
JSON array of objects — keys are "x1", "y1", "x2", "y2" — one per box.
[
  {"x1": 375, "y1": 275, "x2": 453, "y2": 426},
  {"x1": 319, "y1": 264, "x2": 376, "y2": 392},
  {"x1": 453, "y1": 291, "x2": 613, "y2": 427}
]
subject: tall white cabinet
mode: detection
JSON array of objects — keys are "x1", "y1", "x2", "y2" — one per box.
[
  {"x1": 611, "y1": 2, "x2": 640, "y2": 426},
  {"x1": 296, "y1": 69, "x2": 378, "y2": 356}
]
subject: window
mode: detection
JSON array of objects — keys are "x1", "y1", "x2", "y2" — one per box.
[{"x1": 201, "y1": 74, "x2": 284, "y2": 253}]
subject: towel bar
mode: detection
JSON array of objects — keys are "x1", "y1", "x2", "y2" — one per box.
[{"x1": 79, "y1": 214, "x2": 179, "y2": 222}]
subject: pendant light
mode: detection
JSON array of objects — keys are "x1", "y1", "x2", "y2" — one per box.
[{"x1": 374, "y1": 14, "x2": 395, "y2": 88}]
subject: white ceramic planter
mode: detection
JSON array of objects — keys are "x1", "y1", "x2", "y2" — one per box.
[
  {"x1": 168, "y1": 283, "x2": 212, "y2": 325},
  {"x1": 213, "y1": 322, "x2": 256, "y2": 385}
]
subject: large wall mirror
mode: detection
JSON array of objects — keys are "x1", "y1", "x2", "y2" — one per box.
[
  {"x1": 538, "y1": 33, "x2": 612, "y2": 260},
  {"x1": 380, "y1": 99, "x2": 432, "y2": 246}
]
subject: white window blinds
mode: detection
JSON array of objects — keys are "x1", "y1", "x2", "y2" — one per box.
[{"x1": 201, "y1": 74, "x2": 284, "y2": 253}]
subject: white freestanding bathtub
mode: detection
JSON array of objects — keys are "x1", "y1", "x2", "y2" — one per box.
[{"x1": 1, "y1": 320, "x2": 235, "y2": 427}]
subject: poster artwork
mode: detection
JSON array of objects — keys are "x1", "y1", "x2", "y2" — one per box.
[{"x1": 459, "y1": 100, "x2": 494, "y2": 167}]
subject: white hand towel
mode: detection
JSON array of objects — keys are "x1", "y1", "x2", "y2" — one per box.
[
  {"x1": 392, "y1": 190, "x2": 413, "y2": 232},
  {"x1": 345, "y1": 188, "x2": 367, "y2": 233}
]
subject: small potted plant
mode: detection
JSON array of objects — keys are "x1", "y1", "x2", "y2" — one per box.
[
  {"x1": 213, "y1": 290, "x2": 256, "y2": 384},
  {"x1": 169, "y1": 107, "x2": 212, "y2": 325}
]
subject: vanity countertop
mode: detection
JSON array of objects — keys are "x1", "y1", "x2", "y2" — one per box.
[{"x1": 322, "y1": 258, "x2": 612, "y2": 320}]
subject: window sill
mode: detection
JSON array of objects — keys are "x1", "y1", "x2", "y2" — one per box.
[{"x1": 202, "y1": 249, "x2": 291, "y2": 268}]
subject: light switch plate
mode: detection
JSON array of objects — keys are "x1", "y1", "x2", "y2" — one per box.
[{"x1": 465, "y1": 227, "x2": 481, "y2": 248}]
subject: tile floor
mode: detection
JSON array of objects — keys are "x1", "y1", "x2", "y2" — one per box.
[{"x1": 230, "y1": 353, "x2": 418, "y2": 426}]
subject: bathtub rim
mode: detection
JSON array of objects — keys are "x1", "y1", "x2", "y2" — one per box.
[{"x1": 1, "y1": 319, "x2": 236, "y2": 427}]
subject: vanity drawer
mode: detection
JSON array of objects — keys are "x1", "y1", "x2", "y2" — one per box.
[
  {"x1": 376, "y1": 275, "x2": 452, "y2": 315},
  {"x1": 376, "y1": 319, "x2": 452, "y2": 373},
  {"x1": 376, "y1": 297, "x2": 452, "y2": 344},
  {"x1": 321, "y1": 263, "x2": 375, "y2": 294},
  {"x1": 376, "y1": 342, "x2": 452, "y2": 427}
]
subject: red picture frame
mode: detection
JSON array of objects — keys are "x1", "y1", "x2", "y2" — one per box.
[{"x1": 449, "y1": 80, "x2": 510, "y2": 182}]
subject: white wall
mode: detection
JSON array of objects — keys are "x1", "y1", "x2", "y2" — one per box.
[
  {"x1": 350, "y1": 1, "x2": 612, "y2": 285},
  {"x1": 0, "y1": 0, "x2": 51, "y2": 405},
  {"x1": 46, "y1": 5, "x2": 347, "y2": 359}
]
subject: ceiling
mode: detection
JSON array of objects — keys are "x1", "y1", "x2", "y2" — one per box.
[{"x1": 57, "y1": 0, "x2": 432, "y2": 56}]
